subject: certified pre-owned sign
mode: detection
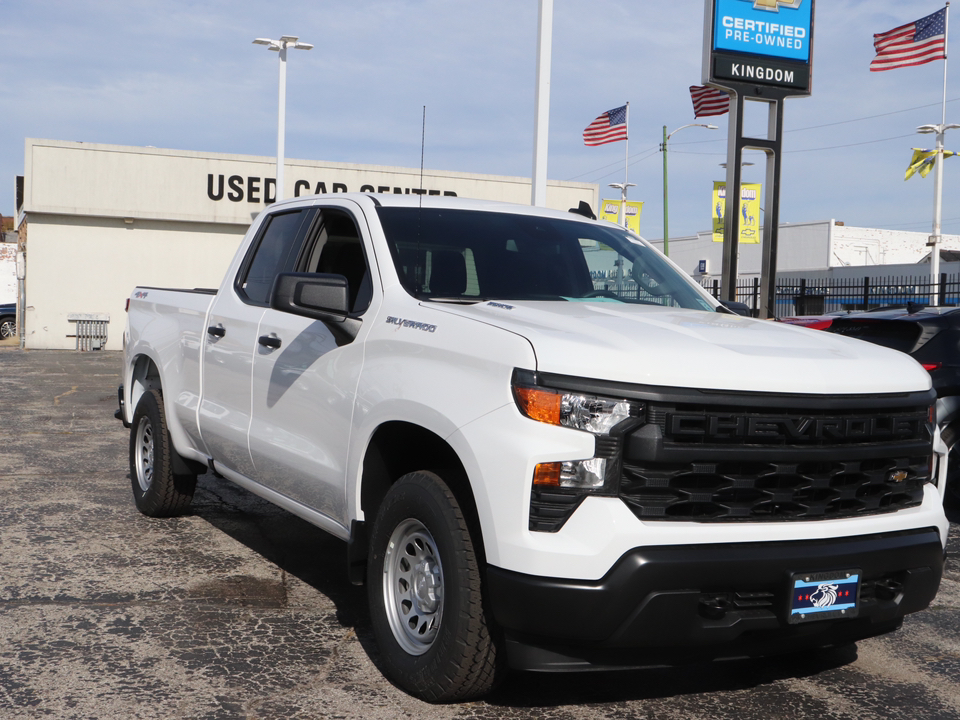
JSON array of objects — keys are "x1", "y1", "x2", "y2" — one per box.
[
  {"x1": 714, "y1": 0, "x2": 811, "y2": 63},
  {"x1": 705, "y1": 0, "x2": 814, "y2": 94}
]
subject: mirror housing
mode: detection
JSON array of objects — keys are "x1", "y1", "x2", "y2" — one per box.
[
  {"x1": 270, "y1": 273, "x2": 362, "y2": 343},
  {"x1": 717, "y1": 299, "x2": 752, "y2": 317}
]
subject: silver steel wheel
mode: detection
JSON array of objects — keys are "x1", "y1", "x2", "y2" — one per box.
[
  {"x1": 0, "y1": 320, "x2": 15, "y2": 339},
  {"x1": 134, "y1": 416, "x2": 155, "y2": 493},
  {"x1": 382, "y1": 518, "x2": 444, "y2": 656}
]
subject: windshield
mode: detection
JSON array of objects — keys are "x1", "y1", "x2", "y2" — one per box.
[{"x1": 376, "y1": 207, "x2": 716, "y2": 311}]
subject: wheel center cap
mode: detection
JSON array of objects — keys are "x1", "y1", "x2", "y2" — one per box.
[{"x1": 412, "y1": 558, "x2": 441, "y2": 613}]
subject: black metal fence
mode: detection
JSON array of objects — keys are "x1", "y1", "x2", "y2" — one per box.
[{"x1": 700, "y1": 274, "x2": 960, "y2": 318}]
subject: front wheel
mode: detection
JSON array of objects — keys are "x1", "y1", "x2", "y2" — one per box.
[
  {"x1": 129, "y1": 389, "x2": 197, "y2": 517},
  {"x1": 0, "y1": 317, "x2": 15, "y2": 339},
  {"x1": 945, "y1": 445, "x2": 960, "y2": 507},
  {"x1": 367, "y1": 471, "x2": 502, "y2": 702}
]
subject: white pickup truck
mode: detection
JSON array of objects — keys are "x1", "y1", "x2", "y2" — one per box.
[{"x1": 119, "y1": 194, "x2": 949, "y2": 701}]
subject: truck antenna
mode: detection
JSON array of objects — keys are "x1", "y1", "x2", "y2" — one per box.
[{"x1": 416, "y1": 105, "x2": 426, "y2": 294}]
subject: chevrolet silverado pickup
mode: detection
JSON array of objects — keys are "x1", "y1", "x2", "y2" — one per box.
[{"x1": 119, "y1": 194, "x2": 949, "y2": 701}]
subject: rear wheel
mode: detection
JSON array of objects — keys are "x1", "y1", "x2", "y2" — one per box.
[
  {"x1": 0, "y1": 316, "x2": 15, "y2": 339},
  {"x1": 367, "y1": 471, "x2": 501, "y2": 702},
  {"x1": 129, "y1": 389, "x2": 196, "y2": 517}
]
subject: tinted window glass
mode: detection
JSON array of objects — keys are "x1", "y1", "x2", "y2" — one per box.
[
  {"x1": 300, "y1": 210, "x2": 371, "y2": 313},
  {"x1": 239, "y1": 210, "x2": 311, "y2": 304},
  {"x1": 376, "y1": 207, "x2": 715, "y2": 311}
]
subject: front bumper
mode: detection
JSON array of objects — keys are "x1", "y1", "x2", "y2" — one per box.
[{"x1": 487, "y1": 527, "x2": 945, "y2": 671}]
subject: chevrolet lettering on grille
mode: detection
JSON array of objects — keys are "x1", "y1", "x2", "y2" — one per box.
[{"x1": 667, "y1": 413, "x2": 924, "y2": 443}]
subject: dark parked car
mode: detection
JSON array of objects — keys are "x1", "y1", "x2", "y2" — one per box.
[
  {"x1": 0, "y1": 303, "x2": 15, "y2": 340},
  {"x1": 779, "y1": 304, "x2": 960, "y2": 503}
]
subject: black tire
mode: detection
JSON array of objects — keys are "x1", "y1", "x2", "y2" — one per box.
[
  {"x1": 0, "y1": 316, "x2": 15, "y2": 339},
  {"x1": 129, "y1": 389, "x2": 197, "y2": 517},
  {"x1": 367, "y1": 471, "x2": 502, "y2": 702},
  {"x1": 945, "y1": 446, "x2": 960, "y2": 506}
]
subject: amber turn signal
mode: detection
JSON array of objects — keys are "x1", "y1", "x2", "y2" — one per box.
[
  {"x1": 533, "y1": 462, "x2": 562, "y2": 487},
  {"x1": 514, "y1": 385, "x2": 562, "y2": 426}
]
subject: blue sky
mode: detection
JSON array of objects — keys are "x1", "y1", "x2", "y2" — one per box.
[{"x1": 2, "y1": 0, "x2": 957, "y2": 239}]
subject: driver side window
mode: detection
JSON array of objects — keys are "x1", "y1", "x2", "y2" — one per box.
[{"x1": 300, "y1": 209, "x2": 372, "y2": 314}]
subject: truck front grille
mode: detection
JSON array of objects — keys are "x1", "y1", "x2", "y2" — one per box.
[
  {"x1": 619, "y1": 455, "x2": 929, "y2": 521},
  {"x1": 618, "y1": 398, "x2": 932, "y2": 522}
]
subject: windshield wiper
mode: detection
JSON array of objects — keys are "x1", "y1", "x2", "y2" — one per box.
[{"x1": 423, "y1": 296, "x2": 488, "y2": 305}]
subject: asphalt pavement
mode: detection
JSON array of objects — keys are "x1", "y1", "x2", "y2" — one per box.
[{"x1": 1, "y1": 348, "x2": 958, "y2": 719}]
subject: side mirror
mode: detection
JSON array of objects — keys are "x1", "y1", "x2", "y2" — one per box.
[
  {"x1": 270, "y1": 273, "x2": 362, "y2": 343},
  {"x1": 717, "y1": 299, "x2": 752, "y2": 317}
]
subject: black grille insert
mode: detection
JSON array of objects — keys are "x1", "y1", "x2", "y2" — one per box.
[
  {"x1": 620, "y1": 456, "x2": 929, "y2": 521},
  {"x1": 621, "y1": 397, "x2": 931, "y2": 522}
]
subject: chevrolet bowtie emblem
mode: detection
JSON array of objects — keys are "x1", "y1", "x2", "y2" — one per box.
[{"x1": 742, "y1": 0, "x2": 802, "y2": 11}]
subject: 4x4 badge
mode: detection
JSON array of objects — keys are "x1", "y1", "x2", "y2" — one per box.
[{"x1": 741, "y1": 0, "x2": 802, "y2": 11}]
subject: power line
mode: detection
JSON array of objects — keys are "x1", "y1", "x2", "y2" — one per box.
[
  {"x1": 584, "y1": 148, "x2": 661, "y2": 184},
  {"x1": 669, "y1": 133, "x2": 917, "y2": 156},
  {"x1": 784, "y1": 96, "x2": 960, "y2": 133},
  {"x1": 566, "y1": 97, "x2": 960, "y2": 180},
  {"x1": 667, "y1": 96, "x2": 960, "y2": 146},
  {"x1": 568, "y1": 145, "x2": 658, "y2": 182},
  {"x1": 868, "y1": 216, "x2": 960, "y2": 230}
]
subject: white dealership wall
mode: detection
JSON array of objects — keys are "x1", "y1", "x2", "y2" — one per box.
[
  {"x1": 647, "y1": 220, "x2": 960, "y2": 280},
  {"x1": 19, "y1": 139, "x2": 598, "y2": 350}
]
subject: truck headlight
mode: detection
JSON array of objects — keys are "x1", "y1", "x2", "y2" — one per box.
[
  {"x1": 513, "y1": 370, "x2": 641, "y2": 490},
  {"x1": 513, "y1": 382, "x2": 633, "y2": 434}
]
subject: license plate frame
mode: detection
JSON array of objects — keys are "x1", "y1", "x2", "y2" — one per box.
[{"x1": 787, "y1": 569, "x2": 861, "y2": 625}]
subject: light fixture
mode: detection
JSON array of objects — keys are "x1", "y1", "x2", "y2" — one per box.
[
  {"x1": 662, "y1": 123, "x2": 718, "y2": 256},
  {"x1": 253, "y1": 35, "x2": 313, "y2": 202}
]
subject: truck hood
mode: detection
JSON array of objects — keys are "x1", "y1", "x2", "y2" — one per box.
[{"x1": 429, "y1": 300, "x2": 932, "y2": 395}]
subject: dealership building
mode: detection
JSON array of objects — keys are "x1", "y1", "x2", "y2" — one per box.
[
  {"x1": 13, "y1": 138, "x2": 958, "y2": 349},
  {"x1": 13, "y1": 139, "x2": 598, "y2": 350}
]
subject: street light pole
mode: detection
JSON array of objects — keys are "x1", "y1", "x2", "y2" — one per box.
[
  {"x1": 917, "y1": 122, "x2": 960, "y2": 305},
  {"x1": 661, "y1": 123, "x2": 717, "y2": 256},
  {"x1": 608, "y1": 182, "x2": 636, "y2": 228},
  {"x1": 253, "y1": 35, "x2": 313, "y2": 202}
]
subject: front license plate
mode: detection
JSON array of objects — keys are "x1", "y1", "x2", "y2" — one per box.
[{"x1": 788, "y1": 569, "x2": 860, "y2": 624}]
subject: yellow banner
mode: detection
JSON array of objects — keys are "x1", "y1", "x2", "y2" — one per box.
[
  {"x1": 598, "y1": 199, "x2": 643, "y2": 235},
  {"x1": 905, "y1": 148, "x2": 956, "y2": 180},
  {"x1": 712, "y1": 182, "x2": 761, "y2": 244}
]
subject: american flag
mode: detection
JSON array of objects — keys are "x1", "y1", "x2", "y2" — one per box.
[
  {"x1": 689, "y1": 85, "x2": 730, "y2": 118},
  {"x1": 583, "y1": 105, "x2": 628, "y2": 146},
  {"x1": 870, "y1": 8, "x2": 947, "y2": 72}
]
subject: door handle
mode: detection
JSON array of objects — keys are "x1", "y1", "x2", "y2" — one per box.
[
  {"x1": 207, "y1": 324, "x2": 226, "y2": 338},
  {"x1": 258, "y1": 334, "x2": 282, "y2": 349}
]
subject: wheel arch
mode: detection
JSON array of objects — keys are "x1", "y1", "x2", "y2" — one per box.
[
  {"x1": 127, "y1": 352, "x2": 205, "y2": 477},
  {"x1": 349, "y1": 421, "x2": 485, "y2": 584},
  {"x1": 129, "y1": 353, "x2": 163, "y2": 416}
]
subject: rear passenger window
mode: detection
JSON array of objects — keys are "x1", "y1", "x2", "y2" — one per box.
[{"x1": 237, "y1": 209, "x2": 314, "y2": 305}]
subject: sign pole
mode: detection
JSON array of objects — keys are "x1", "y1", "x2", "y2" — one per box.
[
  {"x1": 703, "y1": 0, "x2": 815, "y2": 318},
  {"x1": 530, "y1": 0, "x2": 553, "y2": 207}
]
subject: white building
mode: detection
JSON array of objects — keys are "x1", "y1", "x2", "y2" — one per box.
[
  {"x1": 15, "y1": 139, "x2": 598, "y2": 350},
  {"x1": 648, "y1": 220, "x2": 960, "y2": 280}
]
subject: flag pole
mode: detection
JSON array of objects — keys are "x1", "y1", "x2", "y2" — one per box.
[
  {"x1": 620, "y1": 102, "x2": 630, "y2": 227},
  {"x1": 930, "y1": 2, "x2": 950, "y2": 304},
  {"x1": 944, "y1": 2, "x2": 950, "y2": 129}
]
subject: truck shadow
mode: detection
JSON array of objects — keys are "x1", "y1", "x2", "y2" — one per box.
[
  {"x1": 188, "y1": 472, "x2": 371, "y2": 631},
  {"x1": 488, "y1": 644, "x2": 858, "y2": 707},
  {"x1": 184, "y1": 472, "x2": 885, "y2": 706}
]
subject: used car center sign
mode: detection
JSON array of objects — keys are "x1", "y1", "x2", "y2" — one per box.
[{"x1": 704, "y1": 0, "x2": 814, "y2": 95}]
